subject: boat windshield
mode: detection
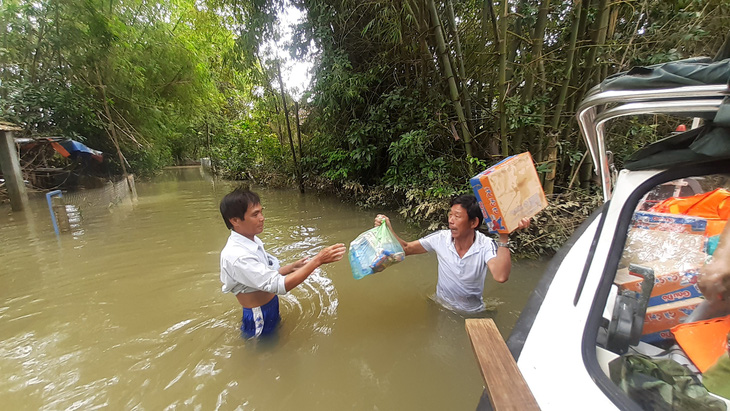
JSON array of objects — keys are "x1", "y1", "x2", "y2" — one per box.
[{"x1": 596, "y1": 172, "x2": 730, "y2": 409}]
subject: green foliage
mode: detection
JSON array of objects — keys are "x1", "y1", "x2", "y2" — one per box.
[
  {"x1": 511, "y1": 190, "x2": 603, "y2": 257},
  {"x1": 0, "y1": 0, "x2": 252, "y2": 174},
  {"x1": 505, "y1": 95, "x2": 542, "y2": 131},
  {"x1": 210, "y1": 119, "x2": 285, "y2": 179},
  {"x1": 4, "y1": 0, "x2": 730, "y2": 256}
]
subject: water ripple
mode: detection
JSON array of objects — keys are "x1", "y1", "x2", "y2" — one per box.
[{"x1": 280, "y1": 269, "x2": 339, "y2": 338}]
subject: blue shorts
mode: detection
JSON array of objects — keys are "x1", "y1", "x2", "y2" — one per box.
[{"x1": 241, "y1": 296, "x2": 280, "y2": 338}]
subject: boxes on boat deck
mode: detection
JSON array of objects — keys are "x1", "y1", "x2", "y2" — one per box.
[
  {"x1": 642, "y1": 297, "x2": 704, "y2": 335},
  {"x1": 614, "y1": 257, "x2": 705, "y2": 307},
  {"x1": 469, "y1": 152, "x2": 547, "y2": 234}
]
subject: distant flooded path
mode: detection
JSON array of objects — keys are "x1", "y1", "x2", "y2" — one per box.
[{"x1": 0, "y1": 168, "x2": 546, "y2": 409}]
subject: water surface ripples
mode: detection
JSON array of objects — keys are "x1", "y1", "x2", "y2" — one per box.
[{"x1": 0, "y1": 168, "x2": 545, "y2": 409}]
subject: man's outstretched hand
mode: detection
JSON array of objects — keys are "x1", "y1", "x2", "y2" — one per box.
[{"x1": 316, "y1": 243, "x2": 347, "y2": 264}]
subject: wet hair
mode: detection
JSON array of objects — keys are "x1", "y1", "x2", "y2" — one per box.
[
  {"x1": 220, "y1": 187, "x2": 261, "y2": 230},
  {"x1": 450, "y1": 194, "x2": 483, "y2": 227}
]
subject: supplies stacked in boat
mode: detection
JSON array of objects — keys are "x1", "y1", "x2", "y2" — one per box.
[
  {"x1": 616, "y1": 212, "x2": 708, "y2": 344},
  {"x1": 650, "y1": 188, "x2": 730, "y2": 240}
]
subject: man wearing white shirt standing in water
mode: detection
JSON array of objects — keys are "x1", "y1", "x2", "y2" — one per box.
[
  {"x1": 375, "y1": 194, "x2": 530, "y2": 313},
  {"x1": 219, "y1": 187, "x2": 346, "y2": 338}
]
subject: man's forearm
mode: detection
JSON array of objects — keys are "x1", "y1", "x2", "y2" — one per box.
[
  {"x1": 490, "y1": 248, "x2": 512, "y2": 282},
  {"x1": 390, "y1": 228, "x2": 409, "y2": 250},
  {"x1": 283, "y1": 257, "x2": 322, "y2": 291}
]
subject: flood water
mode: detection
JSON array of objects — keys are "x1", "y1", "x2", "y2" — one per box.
[{"x1": 0, "y1": 167, "x2": 547, "y2": 410}]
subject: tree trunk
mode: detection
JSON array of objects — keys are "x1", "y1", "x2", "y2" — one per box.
[
  {"x1": 515, "y1": 0, "x2": 551, "y2": 153},
  {"x1": 550, "y1": 0, "x2": 583, "y2": 133},
  {"x1": 580, "y1": 0, "x2": 609, "y2": 98},
  {"x1": 1, "y1": 11, "x2": 7, "y2": 100},
  {"x1": 426, "y1": 0, "x2": 473, "y2": 158},
  {"x1": 405, "y1": 0, "x2": 440, "y2": 92},
  {"x1": 95, "y1": 65, "x2": 129, "y2": 180},
  {"x1": 30, "y1": 18, "x2": 47, "y2": 83},
  {"x1": 504, "y1": 0, "x2": 529, "y2": 85},
  {"x1": 480, "y1": 0, "x2": 499, "y2": 152},
  {"x1": 55, "y1": 1, "x2": 62, "y2": 71},
  {"x1": 566, "y1": 0, "x2": 591, "y2": 115},
  {"x1": 482, "y1": 0, "x2": 497, "y2": 46},
  {"x1": 535, "y1": 54, "x2": 547, "y2": 164},
  {"x1": 295, "y1": 101, "x2": 303, "y2": 162},
  {"x1": 446, "y1": 0, "x2": 475, "y2": 136},
  {"x1": 602, "y1": 4, "x2": 619, "y2": 80},
  {"x1": 498, "y1": 0, "x2": 509, "y2": 156},
  {"x1": 271, "y1": 96, "x2": 285, "y2": 146},
  {"x1": 276, "y1": 62, "x2": 304, "y2": 193}
]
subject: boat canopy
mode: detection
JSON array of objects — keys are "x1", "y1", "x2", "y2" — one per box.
[
  {"x1": 576, "y1": 57, "x2": 730, "y2": 200},
  {"x1": 601, "y1": 57, "x2": 730, "y2": 91}
]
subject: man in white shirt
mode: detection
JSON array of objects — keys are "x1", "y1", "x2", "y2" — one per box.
[
  {"x1": 375, "y1": 194, "x2": 529, "y2": 313},
  {"x1": 220, "y1": 188, "x2": 345, "y2": 338}
]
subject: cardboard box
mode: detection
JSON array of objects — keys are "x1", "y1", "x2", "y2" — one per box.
[
  {"x1": 642, "y1": 297, "x2": 704, "y2": 335},
  {"x1": 641, "y1": 329, "x2": 676, "y2": 345},
  {"x1": 469, "y1": 152, "x2": 547, "y2": 233},
  {"x1": 614, "y1": 257, "x2": 705, "y2": 306}
]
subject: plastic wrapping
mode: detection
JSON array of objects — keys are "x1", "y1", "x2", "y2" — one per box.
[
  {"x1": 616, "y1": 211, "x2": 710, "y2": 344},
  {"x1": 621, "y1": 212, "x2": 707, "y2": 267},
  {"x1": 348, "y1": 223, "x2": 405, "y2": 280}
]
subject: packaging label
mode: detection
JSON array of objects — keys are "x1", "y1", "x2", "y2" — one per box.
[
  {"x1": 641, "y1": 329, "x2": 676, "y2": 344},
  {"x1": 646, "y1": 284, "x2": 702, "y2": 306},
  {"x1": 642, "y1": 297, "x2": 703, "y2": 335}
]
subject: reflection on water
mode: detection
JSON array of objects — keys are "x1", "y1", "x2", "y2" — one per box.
[{"x1": 0, "y1": 167, "x2": 546, "y2": 409}]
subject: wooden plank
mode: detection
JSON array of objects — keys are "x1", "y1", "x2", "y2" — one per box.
[
  {"x1": 0, "y1": 130, "x2": 29, "y2": 211},
  {"x1": 466, "y1": 318, "x2": 540, "y2": 410}
]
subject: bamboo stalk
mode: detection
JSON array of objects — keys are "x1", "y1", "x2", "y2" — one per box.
[
  {"x1": 276, "y1": 61, "x2": 304, "y2": 193},
  {"x1": 426, "y1": 0, "x2": 473, "y2": 158}
]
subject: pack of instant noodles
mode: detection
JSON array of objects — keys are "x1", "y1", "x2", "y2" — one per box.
[{"x1": 348, "y1": 223, "x2": 405, "y2": 279}]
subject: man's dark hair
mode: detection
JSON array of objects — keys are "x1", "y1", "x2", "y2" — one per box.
[
  {"x1": 450, "y1": 194, "x2": 483, "y2": 227},
  {"x1": 220, "y1": 187, "x2": 261, "y2": 230}
]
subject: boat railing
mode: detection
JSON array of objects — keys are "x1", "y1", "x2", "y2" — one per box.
[{"x1": 576, "y1": 84, "x2": 729, "y2": 200}]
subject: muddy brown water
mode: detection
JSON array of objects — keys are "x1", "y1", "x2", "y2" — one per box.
[{"x1": 0, "y1": 167, "x2": 547, "y2": 409}]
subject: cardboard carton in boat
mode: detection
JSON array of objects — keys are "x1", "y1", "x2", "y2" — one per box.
[
  {"x1": 642, "y1": 296, "x2": 704, "y2": 335},
  {"x1": 469, "y1": 152, "x2": 547, "y2": 234},
  {"x1": 614, "y1": 257, "x2": 705, "y2": 306},
  {"x1": 640, "y1": 329, "x2": 676, "y2": 345}
]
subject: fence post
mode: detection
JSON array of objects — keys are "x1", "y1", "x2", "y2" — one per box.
[{"x1": 0, "y1": 124, "x2": 29, "y2": 211}]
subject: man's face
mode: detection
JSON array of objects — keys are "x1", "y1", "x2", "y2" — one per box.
[
  {"x1": 231, "y1": 202, "x2": 264, "y2": 239},
  {"x1": 448, "y1": 204, "x2": 477, "y2": 239}
]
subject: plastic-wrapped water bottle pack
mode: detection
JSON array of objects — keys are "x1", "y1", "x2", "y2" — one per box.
[{"x1": 348, "y1": 223, "x2": 405, "y2": 279}]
